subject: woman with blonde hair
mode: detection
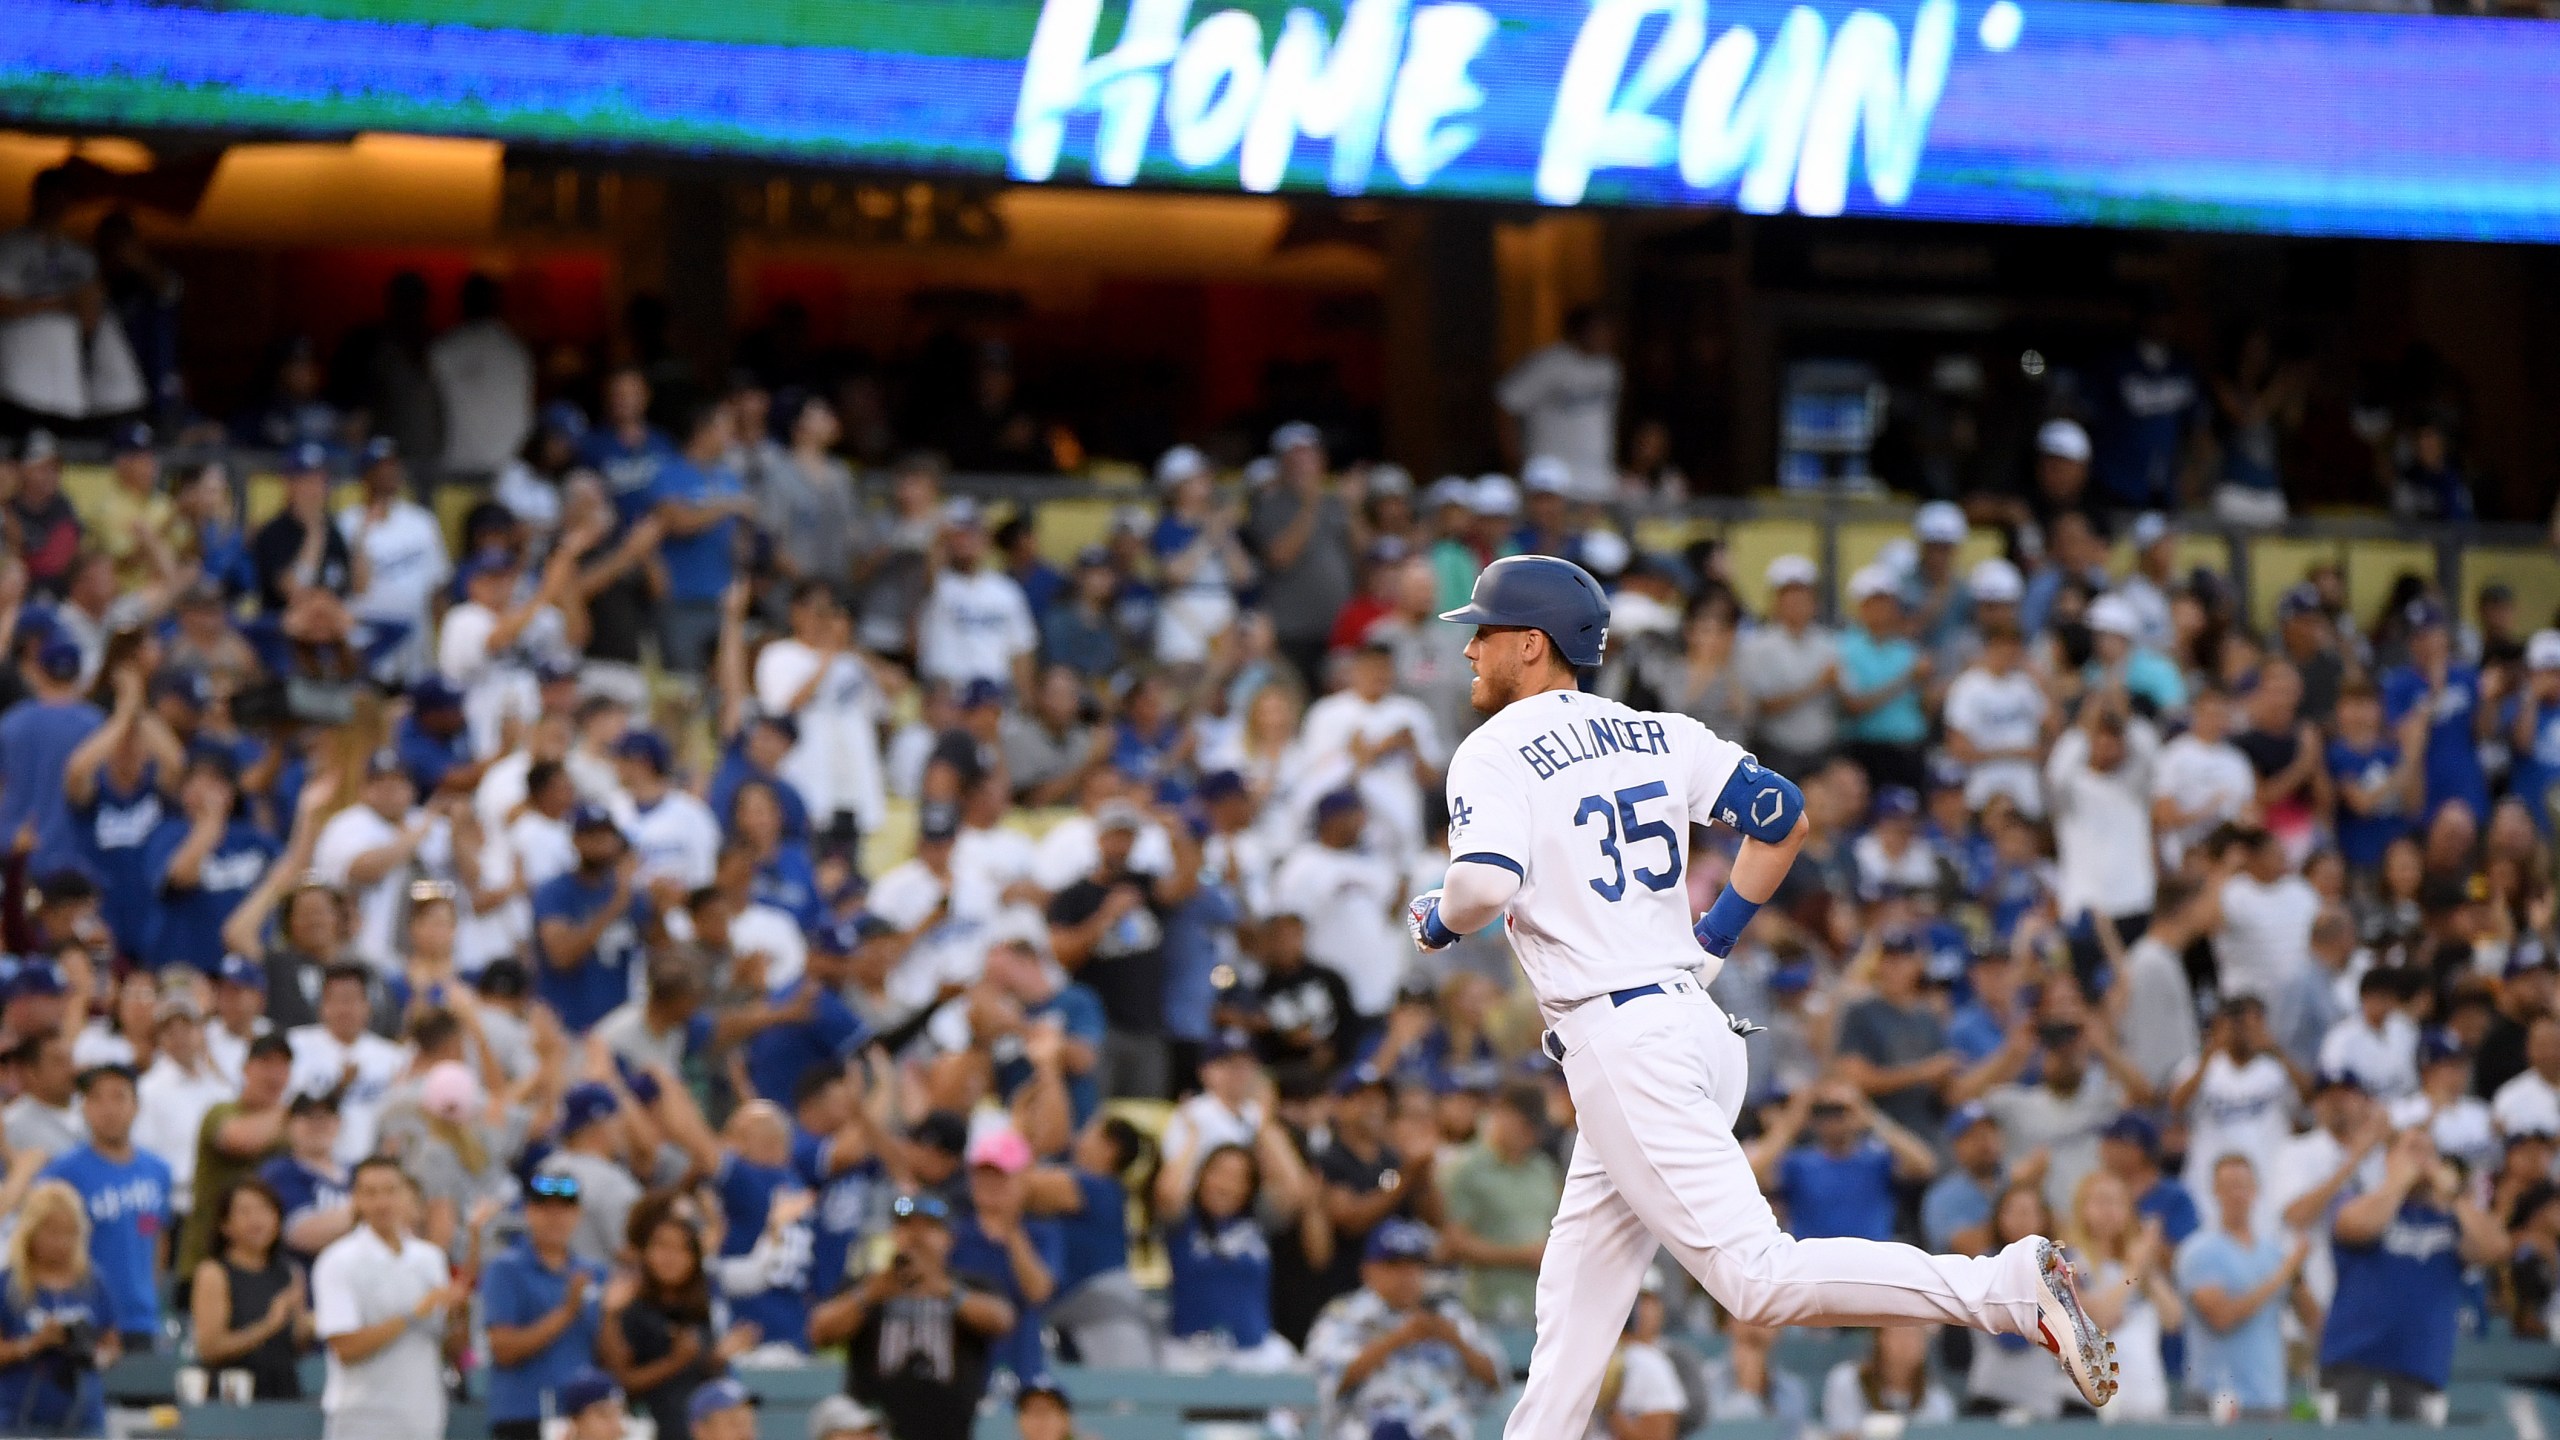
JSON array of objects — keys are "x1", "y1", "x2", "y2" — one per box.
[
  {"x1": 2069, "y1": 1168, "x2": 2183, "y2": 1421},
  {"x1": 1962, "y1": 1185, "x2": 2081, "y2": 1420},
  {"x1": 0, "y1": 1179, "x2": 119, "y2": 1433}
]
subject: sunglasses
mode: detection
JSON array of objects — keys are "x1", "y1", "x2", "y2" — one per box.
[
  {"x1": 890, "y1": 1194, "x2": 949, "y2": 1223},
  {"x1": 526, "y1": 1174, "x2": 583, "y2": 1203}
]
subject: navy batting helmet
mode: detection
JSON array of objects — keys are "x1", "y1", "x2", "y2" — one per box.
[{"x1": 1440, "y1": 555, "x2": 1610, "y2": 667}]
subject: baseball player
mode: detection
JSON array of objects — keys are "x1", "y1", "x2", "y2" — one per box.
[{"x1": 1406, "y1": 555, "x2": 2115, "y2": 1437}]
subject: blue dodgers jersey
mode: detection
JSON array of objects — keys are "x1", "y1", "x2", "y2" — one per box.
[
  {"x1": 2320, "y1": 1202, "x2": 2467, "y2": 1388},
  {"x1": 715, "y1": 1154, "x2": 816, "y2": 1348},
  {"x1": 529, "y1": 872, "x2": 646, "y2": 1032},
  {"x1": 77, "y1": 769, "x2": 164, "y2": 960},
  {"x1": 39, "y1": 1147, "x2": 172, "y2": 1334},
  {"x1": 793, "y1": 1128, "x2": 885, "y2": 1300},
  {"x1": 145, "y1": 817, "x2": 279, "y2": 972}
]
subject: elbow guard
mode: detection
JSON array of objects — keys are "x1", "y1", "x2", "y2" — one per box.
[{"x1": 1714, "y1": 756, "x2": 1804, "y2": 843}]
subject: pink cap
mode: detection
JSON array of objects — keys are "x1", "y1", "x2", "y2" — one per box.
[
  {"x1": 966, "y1": 1127, "x2": 1033, "y2": 1175},
  {"x1": 419, "y1": 1060, "x2": 482, "y2": 1122}
]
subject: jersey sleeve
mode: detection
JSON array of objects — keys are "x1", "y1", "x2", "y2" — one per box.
[
  {"x1": 1670, "y1": 714, "x2": 1751, "y2": 828},
  {"x1": 1442, "y1": 738, "x2": 1532, "y2": 877}
]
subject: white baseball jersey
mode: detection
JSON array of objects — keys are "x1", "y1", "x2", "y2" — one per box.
[{"x1": 1442, "y1": 689, "x2": 1749, "y2": 1018}]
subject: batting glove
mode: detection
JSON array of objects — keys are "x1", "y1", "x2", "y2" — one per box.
[{"x1": 1407, "y1": 889, "x2": 1459, "y2": 952}]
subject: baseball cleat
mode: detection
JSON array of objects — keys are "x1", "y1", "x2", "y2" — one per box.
[{"x1": 2031, "y1": 1237, "x2": 2117, "y2": 1408}]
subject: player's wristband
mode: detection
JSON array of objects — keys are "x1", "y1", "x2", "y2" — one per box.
[
  {"x1": 1417, "y1": 901, "x2": 1459, "y2": 950},
  {"x1": 1694, "y1": 887, "x2": 1763, "y2": 959}
]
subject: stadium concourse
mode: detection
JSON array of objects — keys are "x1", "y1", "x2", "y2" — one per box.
[{"x1": 1, "y1": 227, "x2": 2559, "y2": 1440}]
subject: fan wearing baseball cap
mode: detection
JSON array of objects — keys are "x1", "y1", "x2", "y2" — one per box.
[
  {"x1": 0, "y1": 616, "x2": 104, "y2": 879},
  {"x1": 1304, "y1": 1219, "x2": 1505, "y2": 1437},
  {"x1": 2379, "y1": 597, "x2": 2492, "y2": 823},
  {"x1": 813, "y1": 1192, "x2": 1015, "y2": 1440}
]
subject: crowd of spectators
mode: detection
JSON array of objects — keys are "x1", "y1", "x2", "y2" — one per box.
[{"x1": 0, "y1": 241, "x2": 2552, "y2": 1440}]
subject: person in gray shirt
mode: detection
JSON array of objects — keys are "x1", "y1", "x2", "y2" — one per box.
[
  {"x1": 1246, "y1": 423, "x2": 1359, "y2": 689},
  {"x1": 759, "y1": 395, "x2": 867, "y2": 604},
  {"x1": 2, "y1": 1031, "x2": 85, "y2": 1163},
  {"x1": 538, "y1": 1083, "x2": 646, "y2": 1267},
  {"x1": 1735, "y1": 555, "x2": 1839, "y2": 776},
  {"x1": 1000, "y1": 664, "x2": 1104, "y2": 808}
]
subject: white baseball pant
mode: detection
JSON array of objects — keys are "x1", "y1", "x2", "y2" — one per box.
[{"x1": 1501, "y1": 975, "x2": 2047, "y2": 1440}]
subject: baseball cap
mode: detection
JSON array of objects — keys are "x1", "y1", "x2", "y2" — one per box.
[
  {"x1": 410, "y1": 676, "x2": 463, "y2": 713},
  {"x1": 1768, "y1": 960, "x2": 1816, "y2": 994},
  {"x1": 2085, "y1": 593, "x2": 2140, "y2": 639},
  {"x1": 687, "y1": 1378, "x2": 755, "y2": 1427},
  {"x1": 361, "y1": 747, "x2": 408, "y2": 781},
  {"x1": 1365, "y1": 1218, "x2": 1437, "y2": 1264},
  {"x1": 557, "y1": 1369, "x2": 620, "y2": 1419},
  {"x1": 359, "y1": 435, "x2": 400, "y2": 467},
  {"x1": 1846, "y1": 564, "x2": 1900, "y2": 604},
  {"x1": 1196, "y1": 770, "x2": 1247, "y2": 803},
  {"x1": 1872, "y1": 786, "x2": 1920, "y2": 820},
  {"x1": 1425, "y1": 475, "x2": 1473, "y2": 511},
  {"x1": 1270, "y1": 420, "x2": 1322, "y2": 454},
  {"x1": 246, "y1": 1033, "x2": 295, "y2": 1065},
  {"x1": 1155, "y1": 444, "x2": 1209, "y2": 488},
  {"x1": 1313, "y1": 788, "x2": 1364, "y2": 823},
  {"x1": 2507, "y1": 944, "x2": 2557, "y2": 979},
  {"x1": 567, "y1": 802, "x2": 620, "y2": 835},
  {"x1": 1201, "y1": 1027, "x2": 1256, "y2": 1064},
  {"x1": 1966, "y1": 557, "x2": 2023, "y2": 605},
  {"x1": 539, "y1": 400, "x2": 590, "y2": 443},
  {"x1": 909, "y1": 1110, "x2": 969, "y2": 1155},
  {"x1": 34, "y1": 637, "x2": 81, "y2": 682},
  {"x1": 809, "y1": 1395, "x2": 887, "y2": 1439},
  {"x1": 940, "y1": 495, "x2": 983, "y2": 530},
  {"x1": 420, "y1": 1061, "x2": 483, "y2": 1123},
  {"x1": 2036, "y1": 418, "x2": 2092, "y2": 463},
  {"x1": 2404, "y1": 597, "x2": 2449, "y2": 632},
  {"x1": 2100, "y1": 1112, "x2": 2159, "y2": 1155},
  {"x1": 2276, "y1": 583, "x2": 2323, "y2": 622},
  {"x1": 110, "y1": 420, "x2": 154, "y2": 455},
  {"x1": 7, "y1": 962, "x2": 64, "y2": 1002},
  {"x1": 2129, "y1": 512, "x2": 2173, "y2": 549},
  {"x1": 475, "y1": 957, "x2": 529, "y2": 998},
  {"x1": 959, "y1": 678, "x2": 1008, "y2": 711},
  {"x1": 17, "y1": 429, "x2": 54, "y2": 464},
  {"x1": 1913, "y1": 501, "x2": 1966, "y2": 545},
  {"x1": 284, "y1": 440, "x2": 330, "y2": 474},
  {"x1": 2312, "y1": 1068, "x2": 2365, "y2": 1095},
  {"x1": 612, "y1": 730, "x2": 672, "y2": 774},
  {"x1": 1943, "y1": 1103, "x2": 1995, "y2": 1141},
  {"x1": 457, "y1": 550, "x2": 518, "y2": 588},
  {"x1": 2529, "y1": 630, "x2": 2560, "y2": 673},
  {"x1": 966, "y1": 1128, "x2": 1034, "y2": 1175},
  {"x1": 1366, "y1": 463, "x2": 1413, "y2": 498},
  {"x1": 287, "y1": 1090, "x2": 340, "y2": 1119},
  {"x1": 149, "y1": 668, "x2": 210, "y2": 709},
  {"x1": 1579, "y1": 528, "x2": 1631, "y2": 578},
  {"x1": 1522, "y1": 455, "x2": 1573, "y2": 494},
  {"x1": 1468, "y1": 473, "x2": 1520, "y2": 517},
  {"x1": 559, "y1": 1082, "x2": 620, "y2": 1136},
  {"x1": 2420, "y1": 1030, "x2": 2471, "y2": 1067},
  {"x1": 1877, "y1": 926, "x2": 1922, "y2": 954},
  {"x1": 1764, "y1": 554, "x2": 1818, "y2": 590}
]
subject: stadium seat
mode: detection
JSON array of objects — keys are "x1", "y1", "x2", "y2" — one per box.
[
  {"x1": 2243, "y1": 536, "x2": 2343, "y2": 627},
  {"x1": 60, "y1": 463, "x2": 116, "y2": 522},
  {"x1": 1630, "y1": 515, "x2": 1712, "y2": 558},
  {"x1": 2345, "y1": 538, "x2": 2440, "y2": 631},
  {"x1": 1721, "y1": 517, "x2": 1822, "y2": 614},
  {"x1": 1035, "y1": 497, "x2": 1124, "y2": 567},
  {"x1": 2463, "y1": 547, "x2": 2560, "y2": 630}
]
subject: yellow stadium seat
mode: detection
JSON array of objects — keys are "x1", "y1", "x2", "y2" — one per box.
[
  {"x1": 2344, "y1": 539, "x2": 2439, "y2": 635},
  {"x1": 1035, "y1": 497, "x2": 1121, "y2": 568},
  {"x1": 1103, "y1": 1097, "x2": 1175, "y2": 1141},
  {"x1": 1630, "y1": 515, "x2": 1710, "y2": 557},
  {"x1": 1834, "y1": 518, "x2": 2004, "y2": 593},
  {"x1": 2242, "y1": 537, "x2": 2343, "y2": 629},
  {"x1": 244, "y1": 473, "x2": 286, "y2": 527},
  {"x1": 2465, "y1": 547, "x2": 2560, "y2": 630},
  {"x1": 434, "y1": 486, "x2": 479, "y2": 554},
  {"x1": 1723, "y1": 517, "x2": 1821, "y2": 614}
]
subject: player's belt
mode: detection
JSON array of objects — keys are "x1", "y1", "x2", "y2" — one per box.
[{"x1": 1540, "y1": 982, "x2": 1679, "y2": 1061}]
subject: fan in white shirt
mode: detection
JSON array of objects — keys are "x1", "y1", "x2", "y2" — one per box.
[
  {"x1": 1295, "y1": 642, "x2": 1447, "y2": 862},
  {"x1": 950, "y1": 778, "x2": 1043, "y2": 922},
  {"x1": 2264, "y1": 1074, "x2": 2388, "y2": 1305},
  {"x1": 1032, "y1": 779, "x2": 1175, "y2": 893},
  {"x1": 915, "y1": 503, "x2": 1037, "y2": 691},
  {"x1": 336, "y1": 446, "x2": 453, "y2": 685},
  {"x1": 2389, "y1": 1035, "x2": 2498, "y2": 1173},
  {"x1": 288, "y1": 967, "x2": 415, "y2": 1167},
  {"x1": 609, "y1": 733, "x2": 720, "y2": 896},
  {"x1": 2149, "y1": 690, "x2": 2255, "y2": 870},
  {"x1": 755, "y1": 586, "x2": 891, "y2": 843},
  {"x1": 437, "y1": 546, "x2": 585, "y2": 760},
  {"x1": 134, "y1": 1002, "x2": 237, "y2": 1204},
  {"x1": 1268, "y1": 791, "x2": 1407, "y2": 1017},
  {"x1": 2202, "y1": 830, "x2": 2321, "y2": 1006},
  {"x1": 2044, "y1": 704, "x2": 2159, "y2": 924},
  {"x1": 2493, "y1": 1017, "x2": 2560, "y2": 1138},
  {"x1": 2315, "y1": 970, "x2": 2421, "y2": 1101},
  {"x1": 313, "y1": 757, "x2": 432, "y2": 975},
  {"x1": 2167, "y1": 997, "x2": 2303, "y2": 1229},
  {"x1": 1940, "y1": 628, "x2": 2050, "y2": 817}
]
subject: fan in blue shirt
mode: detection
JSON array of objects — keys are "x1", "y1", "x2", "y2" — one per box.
[
  {"x1": 393, "y1": 681, "x2": 476, "y2": 797},
  {"x1": 706, "y1": 1108, "x2": 823, "y2": 1352},
  {"x1": 62, "y1": 684, "x2": 170, "y2": 965},
  {"x1": 741, "y1": 932, "x2": 872, "y2": 1108},
  {"x1": 577, "y1": 372, "x2": 681, "y2": 529},
  {"x1": 949, "y1": 1132, "x2": 1066, "y2": 1382},
  {"x1": 481, "y1": 1175, "x2": 609, "y2": 1430},
  {"x1": 2319, "y1": 1131, "x2": 2499, "y2": 1412},
  {"x1": 708, "y1": 718, "x2": 811, "y2": 844},
  {"x1": 0, "y1": 643, "x2": 104, "y2": 878},
  {"x1": 142, "y1": 753, "x2": 279, "y2": 974},
  {"x1": 257, "y1": 1096, "x2": 352, "y2": 1267},
  {"x1": 786, "y1": 1069, "x2": 890, "y2": 1303},
  {"x1": 532, "y1": 808, "x2": 650, "y2": 1034},
  {"x1": 1163, "y1": 1143, "x2": 1275, "y2": 1354},
  {"x1": 981, "y1": 942, "x2": 1107, "y2": 1132},
  {"x1": 2380, "y1": 604, "x2": 2490, "y2": 822},
  {"x1": 1772, "y1": 1089, "x2": 1932, "y2": 1242},
  {"x1": 650, "y1": 429, "x2": 750, "y2": 606},
  {"x1": 0, "y1": 1254, "x2": 113, "y2": 1435},
  {"x1": 38, "y1": 1067, "x2": 173, "y2": 1343}
]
